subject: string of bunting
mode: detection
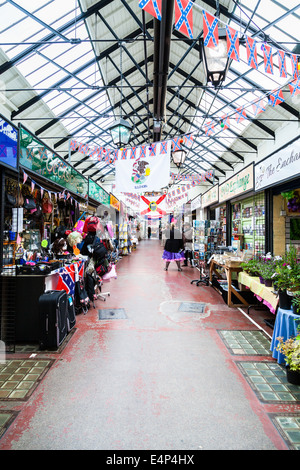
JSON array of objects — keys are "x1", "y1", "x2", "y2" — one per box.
[{"x1": 22, "y1": 170, "x2": 81, "y2": 208}]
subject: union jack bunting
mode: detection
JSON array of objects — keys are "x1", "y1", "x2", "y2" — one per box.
[
  {"x1": 174, "y1": 0, "x2": 193, "y2": 39},
  {"x1": 290, "y1": 54, "x2": 299, "y2": 80},
  {"x1": 204, "y1": 121, "x2": 214, "y2": 136},
  {"x1": 111, "y1": 149, "x2": 118, "y2": 163},
  {"x1": 278, "y1": 50, "x2": 287, "y2": 78},
  {"x1": 235, "y1": 106, "x2": 247, "y2": 123},
  {"x1": 203, "y1": 10, "x2": 218, "y2": 48},
  {"x1": 252, "y1": 98, "x2": 266, "y2": 116},
  {"x1": 226, "y1": 25, "x2": 239, "y2": 62},
  {"x1": 262, "y1": 44, "x2": 273, "y2": 74},
  {"x1": 245, "y1": 36, "x2": 258, "y2": 69},
  {"x1": 268, "y1": 89, "x2": 284, "y2": 107},
  {"x1": 288, "y1": 78, "x2": 300, "y2": 97},
  {"x1": 220, "y1": 114, "x2": 230, "y2": 130},
  {"x1": 139, "y1": 0, "x2": 162, "y2": 21}
]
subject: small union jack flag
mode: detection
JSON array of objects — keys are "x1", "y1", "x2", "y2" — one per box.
[
  {"x1": 278, "y1": 50, "x2": 287, "y2": 78},
  {"x1": 262, "y1": 44, "x2": 273, "y2": 74},
  {"x1": 174, "y1": 0, "x2": 193, "y2": 39},
  {"x1": 120, "y1": 148, "x2": 127, "y2": 160},
  {"x1": 183, "y1": 133, "x2": 194, "y2": 147},
  {"x1": 139, "y1": 145, "x2": 147, "y2": 159},
  {"x1": 160, "y1": 141, "x2": 168, "y2": 154},
  {"x1": 203, "y1": 10, "x2": 218, "y2": 48},
  {"x1": 245, "y1": 36, "x2": 258, "y2": 69},
  {"x1": 130, "y1": 147, "x2": 138, "y2": 159},
  {"x1": 226, "y1": 26, "x2": 239, "y2": 62},
  {"x1": 149, "y1": 143, "x2": 157, "y2": 157},
  {"x1": 268, "y1": 89, "x2": 284, "y2": 107},
  {"x1": 220, "y1": 114, "x2": 230, "y2": 130},
  {"x1": 139, "y1": 0, "x2": 162, "y2": 21}
]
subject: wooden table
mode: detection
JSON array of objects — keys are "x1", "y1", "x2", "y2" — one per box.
[{"x1": 209, "y1": 259, "x2": 249, "y2": 308}]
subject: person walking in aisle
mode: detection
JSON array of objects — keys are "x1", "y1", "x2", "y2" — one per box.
[
  {"x1": 162, "y1": 222, "x2": 185, "y2": 271},
  {"x1": 182, "y1": 222, "x2": 193, "y2": 267}
]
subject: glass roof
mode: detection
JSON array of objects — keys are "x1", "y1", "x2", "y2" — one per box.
[{"x1": 0, "y1": 0, "x2": 299, "y2": 184}]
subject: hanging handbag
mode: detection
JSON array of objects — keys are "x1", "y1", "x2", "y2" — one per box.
[
  {"x1": 42, "y1": 198, "x2": 53, "y2": 214},
  {"x1": 23, "y1": 196, "x2": 36, "y2": 210},
  {"x1": 6, "y1": 192, "x2": 16, "y2": 206}
]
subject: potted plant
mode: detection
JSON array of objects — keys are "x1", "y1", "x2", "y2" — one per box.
[
  {"x1": 276, "y1": 333, "x2": 300, "y2": 384},
  {"x1": 240, "y1": 258, "x2": 259, "y2": 276},
  {"x1": 257, "y1": 253, "x2": 276, "y2": 286},
  {"x1": 272, "y1": 246, "x2": 299, "y2": 309}
]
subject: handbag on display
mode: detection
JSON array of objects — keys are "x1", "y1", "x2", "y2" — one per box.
[
  {"x1": 23, "y1": 196, "x2": 36, "y2": 210},
  {"x1": 42, "y1": 197, "x2": 53, "y2": 213}
]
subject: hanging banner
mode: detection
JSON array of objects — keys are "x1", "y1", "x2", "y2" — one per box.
[
  {"x1": 114, "y1": 141, "x2": 171, "y2": 193},
  {"x1": 219, "y1": 164, "x2": 254, "y2": 203},
  {"x1": 88, "y1": 179, "x2": 110, "y2": 206},
  {"x1": 110, "y1": 193, "x2": 120, "y2": 211},
  {"x1": 140, "y1": 194, "x2": 167, "y2": 219},
  {"x1": 0, "y1": 115, "x2": 18, "y2": 171}
]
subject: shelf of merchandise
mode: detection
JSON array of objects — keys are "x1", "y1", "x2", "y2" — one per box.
[
  {"x1": 193, "y1": 220, "x2": 222, "y2": 260},
  {"x1": 231, "y1": 194, "x2": 265, "y2": 255},
  {"x1": 219, "y1": 205, "x2": 226, "y2": 246}
]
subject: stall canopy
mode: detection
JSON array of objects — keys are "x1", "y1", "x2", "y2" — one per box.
[{"x1": 0, "y1": 0, "x2": 299, "y2": 189}]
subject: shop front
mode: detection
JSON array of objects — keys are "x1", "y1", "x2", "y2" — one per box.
[
  {"x1": 255, "y1": 136, "x2": 300, "y2": 257},
  {"x1": 218, "y1": 163, "x2": 265, "y2": 255}
]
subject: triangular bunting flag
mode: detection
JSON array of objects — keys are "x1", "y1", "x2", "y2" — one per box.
[
  {"x1": 172, "y1": 137, "x2": 182, "y2": 151},
  {"x1": 226, "y1": 25, "x2": 239, "y2": 62},
  {"x1": 245, "y1": 36, "x2": 258, "y2": 69},
  {"x1": 268, "y1": 89, "x2": 284, "y2": 107},
  {"x1": 174, "y1": 0, "x2": 193, "y2": 39},
  {"x1": 202, "y1": 10, "x2": 218, "y2": 48},
  {"x1": 184, "y1": 134, "x2": 194, "y2": 147},
  {"x1": 139, "y1": 0, "x2": 162, "y2": 20},
  {"x1": 262, "y1": 44, "x2": 273, "y2": 74}
]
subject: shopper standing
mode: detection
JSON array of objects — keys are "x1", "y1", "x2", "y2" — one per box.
[
  {"x1": 182, "y1": 222, "x2": 193, "y2": 267},
  {"x1": 162, "y1": 222, "x2": 185, "y2": 271}
]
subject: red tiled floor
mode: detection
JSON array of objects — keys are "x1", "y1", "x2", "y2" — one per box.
[{"x1": 0, "y1": 239, "x2": 297, "y2": 450}]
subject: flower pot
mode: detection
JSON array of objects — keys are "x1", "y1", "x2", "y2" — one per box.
[
  {"x1": 264, "y1": 279, "x2": 273, "y2": 287},
  {"x1": 259, "y1": 276, "x2": 265, "y2": 284},
  {"x1": 278, "y1": 290, "x2": 293, "y2": 310},
  {"x1": 286, "y1": 366, "x2": 300, "y2": 385}
]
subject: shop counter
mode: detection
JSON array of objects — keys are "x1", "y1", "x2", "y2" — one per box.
[
  {"x1": 238, "y1": 271, "x2": 278, "y2": 314},
  {"x1": 270, "y1": 308, "x2": 300, "y2": 364}
]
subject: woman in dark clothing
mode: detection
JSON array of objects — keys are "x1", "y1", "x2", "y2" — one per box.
[{"x1": 162, "y1": 223, "x2": 185, "y2": 271}]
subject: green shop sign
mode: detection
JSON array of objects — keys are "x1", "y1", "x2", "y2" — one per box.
[
  {"x1": 19, "y1": 126, "x2": 88, "y2": 198},
  {"x1": 219, "y1": 163, "x2": 254, "y2": 203},
  {"x1": 88, "y1": 179, "x2": 110, "y2": 206}
]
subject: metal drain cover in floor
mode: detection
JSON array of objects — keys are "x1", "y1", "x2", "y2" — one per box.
[
  {"x1": 178, "y1": 302, "x2": 206, "y2": 313},
  {"x1": 98, "y1": 308, "x2": 127, "y2": 320}
]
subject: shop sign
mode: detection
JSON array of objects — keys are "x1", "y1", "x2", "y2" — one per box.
[
  {"x1": 202, "y1": 185, "x2": 219, "y2": 208},
  {"x1": 110, "y1": 193, "x2": 120, "y2": 211},
  {"x1": 88, "y1": 179, "x2": 110, "y2": 206},
  {"x1": 0, "y1": 116, "x2": 18, "y2": 170},
  {"x1": 255, "y1": 139, "x2": 300, "y2": 190},
  {"x1": 19, "y1": 126, "x2": 88, "y2": 198},
  {"x1": 219, "y1": 164, "x2": 254, "y2": 203},
  {"x1": 191, "y1": 194, "x2": 201, "y2": 211}
]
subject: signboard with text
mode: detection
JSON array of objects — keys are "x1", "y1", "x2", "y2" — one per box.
[
  {"x1": 202, "y1": 185, "x2": 219, "y2": 208},
  {"x1": 19, "y1": 126, "x2": 88, "y2": 198},
  {"x1": 88, "y1": 179, "x2": 110, "y2": 206},
  {"x1": 0, "y1": 116, "x2": 18, "y2": 171},
  {"x1": 255, "y1": 139, "x2": 300, "y2": 191},
  {"x1": 219, "y1": 164, "x2": 254, "y2": 203}
]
